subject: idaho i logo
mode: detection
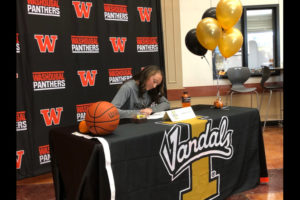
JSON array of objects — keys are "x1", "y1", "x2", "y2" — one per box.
[{"x1": 159, "y1": 116, "x2": 234, "y2": 200}]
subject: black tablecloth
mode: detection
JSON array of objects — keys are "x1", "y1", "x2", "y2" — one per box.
[{"x1": 49, "y1": 105, "x2": 268, "y2": 200}]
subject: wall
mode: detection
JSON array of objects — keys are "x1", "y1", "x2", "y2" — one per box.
[{"x1": 161, "y1": 0, "x2": 283, "y2": 122}]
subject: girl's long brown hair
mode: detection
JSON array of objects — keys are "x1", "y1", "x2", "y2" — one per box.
[{"x1": 132, "y1": 65, "x2": 166, "y2": 104}]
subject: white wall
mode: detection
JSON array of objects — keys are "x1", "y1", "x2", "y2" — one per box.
[{"x1": 178, "y1": 0, "x2": 283, "y2": 87}]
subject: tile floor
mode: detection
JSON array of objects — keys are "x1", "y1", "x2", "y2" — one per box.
[{"x1": 226, "y1": 126, "x2": 283, "y2": 200}]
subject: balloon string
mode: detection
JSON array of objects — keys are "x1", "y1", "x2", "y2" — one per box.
[{"x1": 203, "y1": 56, "x2": 210, "y2": 67}]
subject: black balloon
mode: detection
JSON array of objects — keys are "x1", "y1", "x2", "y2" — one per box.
[
  {"x1": 202, "y1": 7, "x2": 216, "y2": 19},
  {"x1": 185, "y1": 28, "x2": 207, "y2": 56}
]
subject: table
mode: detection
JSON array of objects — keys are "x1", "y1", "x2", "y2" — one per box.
[{"x1": 49, "y1": 105, "x2": 268, "y2": 200}]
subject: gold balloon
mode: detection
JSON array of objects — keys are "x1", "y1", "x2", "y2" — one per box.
[
  {"x1": 196, "y1": 17, "x2": 222, "y2": 50},
  {"x1": 218, "y1": 27, "x2": 243, "y2": 58},
  {"x1": 216, "y1": 0, "x2": 243, "y2": 30}
]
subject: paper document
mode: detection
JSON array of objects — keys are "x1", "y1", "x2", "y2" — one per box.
[{"x1": 147, "y1": 111, "x2": 166, "y2": 119}]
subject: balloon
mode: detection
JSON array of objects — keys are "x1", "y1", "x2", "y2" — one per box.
[
  {"x1": 196, "y1": 17, "x2": 222, "y2": 50},
  {"x1": 185, "y1": 28, "x2": 207, "y2": 56},
  {"x1": 202, "y1": 7, "x2": 216, "y2": 19},
  {"x1": 216, "y1": 0, "x2": 243, "y2": 30},
  {"x1": 218, "y1": 27, "x2": 243, "y2": 58}
]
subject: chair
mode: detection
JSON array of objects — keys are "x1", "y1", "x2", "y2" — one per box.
[
  {"x1": 226, "y1": 67, "x2": 259, "y2": 109},
  {"x1": 259, "y1": 66, "x2": 283, "y2": 131}
]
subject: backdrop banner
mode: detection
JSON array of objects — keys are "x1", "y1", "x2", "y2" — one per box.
[{"x1": 16, "y1": 0, "x2": 165, "y2": 180}]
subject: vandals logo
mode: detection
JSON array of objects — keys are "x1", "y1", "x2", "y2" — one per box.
[{"x1": 159, "y1": 116, "x2": 234, "y2": 200}]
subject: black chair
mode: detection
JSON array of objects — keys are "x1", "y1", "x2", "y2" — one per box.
[
  {"x1": 226, "y1": 67, "x2": 259, "y2": 109},
  {"x1": 259, "y1": 66, "x2": 283, "y2": 131}
]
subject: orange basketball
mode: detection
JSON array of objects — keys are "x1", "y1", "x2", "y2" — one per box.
[{"x1": 85, "y1": 101, "x2": 120, "y2": 135}]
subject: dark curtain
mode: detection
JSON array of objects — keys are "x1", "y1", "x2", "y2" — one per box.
[{"x1": 16, "y1": 0, "x2": 165, "y2": 180}]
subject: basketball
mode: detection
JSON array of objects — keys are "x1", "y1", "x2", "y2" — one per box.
[{"x1": 85, "y1": 101, "x2": 120, "y2": 135}]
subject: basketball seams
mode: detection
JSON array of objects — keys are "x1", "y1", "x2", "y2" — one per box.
[
  {"x1": 87, "y1": 102, "x2": 116, "y2": 119},
  {"x1": 86, "y1": 101, "x2": 104, "y2": 119},
  {"x1": 86, "y1": 106, "x2": 118, "y2": 123},
  {"x1": 93, "y1": 101, "x2": 104, "y2": 119},
  {"x1": 94, "y1": 105, "x2": 116, "y2": 118},
  {"x1": 94, "y1": 124, "x2": 113, "y2": 134}
]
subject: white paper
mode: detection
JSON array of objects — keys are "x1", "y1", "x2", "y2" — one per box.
[
  {"x1": 147, "y1": 111, "x2": 166, "y2": 119},
  {"x1": 165, "y1": 107, "x2": 196, "y2": 122}
]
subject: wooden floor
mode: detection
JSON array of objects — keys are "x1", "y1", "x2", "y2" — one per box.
[{"x1": 16, "y1": 126, "x2": 283, "y2": 200}]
